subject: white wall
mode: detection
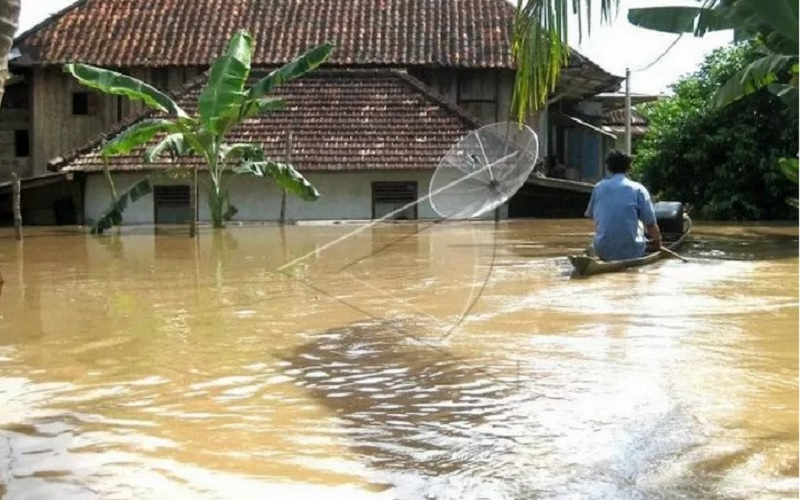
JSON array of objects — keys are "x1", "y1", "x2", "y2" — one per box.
[{"x1": 84, "y1": 170, "x2": 509, "y2": 225}]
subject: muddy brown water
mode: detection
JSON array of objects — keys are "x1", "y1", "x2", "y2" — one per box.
[{"x1": 0, "y1": 220, "x2": 796, "y2": 499}]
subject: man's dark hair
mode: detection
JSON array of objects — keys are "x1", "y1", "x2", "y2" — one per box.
[{"x1": 605, "y1": 150, "x2": 632, "y2": 174}]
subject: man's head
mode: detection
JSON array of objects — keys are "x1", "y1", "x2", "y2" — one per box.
[{"x1": 605, "y1": 150, "x2": 632, "y2": 174}]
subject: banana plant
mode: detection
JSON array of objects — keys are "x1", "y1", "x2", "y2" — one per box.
[
  {"x1": 627, "y1": 0, "x2": 798, "y2": 205},
  {"x1": 65, "y1": 29, "x2": 334, "y2": 234},
  {"x1": 628, "y1": 0, "x2": 798, "y2": 112}
]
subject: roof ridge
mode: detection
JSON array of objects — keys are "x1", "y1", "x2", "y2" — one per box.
[
  {"x1": 13, "y1": 0, "x2": 91, "y2": 46},
  {"x1": 392, "y1": 70, "x2": 484, "y2": 129}
]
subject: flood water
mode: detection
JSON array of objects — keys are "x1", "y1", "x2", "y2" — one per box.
[{"x1": 0, "y1": 220, "x2": 797, "y2": 499}]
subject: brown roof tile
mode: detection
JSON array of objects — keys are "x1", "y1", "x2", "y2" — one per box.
[
  {"x1": 16, "y1": 0, "x2": 516, "y2": 68},
  {"x1": 49, "y1": 69, "x2": 483, "y2": 173},
  {"x1": 603, "y1": 107, "x2": 648, "y2": 127}
]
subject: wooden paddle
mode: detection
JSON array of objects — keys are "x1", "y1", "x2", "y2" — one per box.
[{"x1": 660, "y1": 246, "x2": 689, "y2": 262}]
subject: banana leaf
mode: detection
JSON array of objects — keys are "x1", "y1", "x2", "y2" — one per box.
[
  {"x1": 778, "y1": 157, "x2": 798, "y2": 184},
  {"x1": 238, "y1": 97, "x2": 286, "y2": 120},
  {"x1": 738, "y1": 0, "x2": 798, "y2": 44},
  {"x1": 145, "y1": 133, "x2": 192, "y2": 162},
  {"x1": 236, "y1": 161, "x2": 320, "y2": 201},
  {"x1": 64, "y1": 63, "x2": 188, "y2": 118},
  {"x1": 91, "y1": 174, "x2": 158, "y2": 234},
  {"x1": 101, "y1": 119, "x2": 181, "y2": 157},
  {"x1": 712, "y1": 54, "x2": 794, "y2": 109},
  {"x1": 198, "y1": 30, "x2": 254, "y2": 135},
  {"x1": 627, "y1": 6, "x2": 704, "y2": 34},
  {"x1": 219, "y1": 143, "x2": 265, "y2": 163},
  {"x1": 247, "y1": 43, "x2": 334, "y2": 99},
  {"x1": 768, "y1": 83, "x2": 799, "y2": 112}
]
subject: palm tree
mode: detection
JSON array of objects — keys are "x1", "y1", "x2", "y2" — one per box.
[
  {"x1": 0, "y1": 0, "x2": 20, "y2": 109},
  {"x1": 510, "y1": 0, "x2": 618, "y2": 123},
  {"x1": 511, "y1": 0, "x2": 797, "y2": 119},
  {"x1": 512, "y1": 0, "x2": 797, "y2": 196}
]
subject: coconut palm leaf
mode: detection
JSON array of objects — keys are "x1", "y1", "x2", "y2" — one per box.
[{"x1": 511, "y1": 0, "x2": 617, "y2": 119}]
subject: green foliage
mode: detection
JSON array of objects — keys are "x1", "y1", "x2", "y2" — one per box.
[
  {"x1": 629, "y1": 0, "x2": 798, "y2": 114},
  {"x1": 90, "y1": 175, "x2": 157, "y2": 234},
  {"x1": 235, "y1": 161, "x2": 320, "y2": 201},
  {"x1": 778, "y1": 157, "x2": 799, "y2": 207},
  {"x1": 65, "y1": 30, "x2": 333, "y2": 234},
  {"x1": 633, "y1": 43, "x2": 798, "y2": 221},
  {"x1": 511, "y1": 0, "x2": 619, "y2": 121},
  {"x1": 64, "y1": 64, "x2": 189, "y2": 118}
]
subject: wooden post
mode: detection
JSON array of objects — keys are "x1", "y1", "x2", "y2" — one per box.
[
  {"x1": 625, "y1": 67, "x2": 632, "y2": 155},
  {"x1": 12, "y1": 171, "x2": 21, "y2": 241},
  {"x1": 190, "y1": 165, "x2": 198, "y2": 238},
  {"x1": 280, "y1": 132, "x2": 292, "y2": 224}
]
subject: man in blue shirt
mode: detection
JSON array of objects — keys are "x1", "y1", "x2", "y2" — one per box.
[{"x1": 584, "y1": 150, "x2": 662, "y2": 261}]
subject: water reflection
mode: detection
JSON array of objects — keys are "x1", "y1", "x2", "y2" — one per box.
[{"x1": 0, "y1": 220, "x2": 796, "y2": 499}]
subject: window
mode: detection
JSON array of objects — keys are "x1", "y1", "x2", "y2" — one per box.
[
  {"x1": 152, "y1": 68, "x2": 171, "y2": 91},
  {"x1": 72, "y1": 92, "x2": 91, "y2": 115},
  {"x1": 372, "y1": 181, "x2": 417, "y2": 220},
  {"x1": 3, "y1": 84, "x2": 29, "y2": 109},
  {"x1": 457, "y1": 72, "x2": 498, "y2": 123},
  {"x1": 153, "y1": 185, "x2": 192, "y2": 224},
  {"x1": 14, "y1": 130, "x2": 30, "y2": 158}
]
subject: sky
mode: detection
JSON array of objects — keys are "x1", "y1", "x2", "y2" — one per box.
[{"x1": 16, "y1": 0, "x2": 733, "y2": 95}]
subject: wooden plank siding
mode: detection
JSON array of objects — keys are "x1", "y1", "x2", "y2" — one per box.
[
  {"x1": 31, "y1": 66, "x2": 525, "y2": 178},
  {"x1": 30, "y1": 66, "x2": 203, "y2": 176},
  {"x1": 0, "y1": 78, "x2": 33, "y2": 181},
  {"x1": 408, "y1": 68, "x2": 516, "y2": 125}
]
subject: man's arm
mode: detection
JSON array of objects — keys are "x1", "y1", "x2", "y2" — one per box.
[
  {"x1": 638, "y1": 188, "x2": 662, "y2": 248},
  {"x1": 584, "y1": 188, "x2": 596, "y2": 219},
  {"x1": 645, "y1": 222, "x2": 662, "y2": 248}
]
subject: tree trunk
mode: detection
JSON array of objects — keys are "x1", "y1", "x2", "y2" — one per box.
[
  {"x1": 281, "y1": 132, "x2": 292, "y2": 224},
  {"x1": 190, "y1": 165, "x2": 198, "y2": 237},
  {"x1": 0, "y1": 0, "x2": 21, "y2": 109}
]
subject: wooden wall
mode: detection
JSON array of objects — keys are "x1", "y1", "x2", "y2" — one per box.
[
  {"x1": 408, "y1": 68, "x2": 519, "y2": 125},
  {"x1": 30, "y1": 66, "x2": 203, "y2": 177},
  {"x1": 0, "y1": 79, "x2": 33, "y2": 181}
]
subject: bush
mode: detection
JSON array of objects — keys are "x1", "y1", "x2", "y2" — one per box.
[{"x1": 633, "y1": 43, "x2": 798, "y2": 221}]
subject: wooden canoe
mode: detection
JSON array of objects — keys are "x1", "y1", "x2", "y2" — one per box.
[{"x1": 568, "y1": 216, "x2": 692, "y2": 276}]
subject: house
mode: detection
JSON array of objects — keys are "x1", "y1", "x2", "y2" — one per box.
[
  {"x1": 49, "y1": 69, "x2": 495, "y2": 223},
  {"x1": 587, "y1": 92, "x2": 661, "y2": 151},
  {"x1": 3, "y1": 0, "x2": 622, "y2": 225},
  {"x1": 601, "y1": 107, "x2": 651, "y2": 150}
]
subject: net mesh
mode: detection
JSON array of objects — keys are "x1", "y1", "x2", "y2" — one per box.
[{"x1": 429, "y1": 122, "x2": 539, "y2": 219}]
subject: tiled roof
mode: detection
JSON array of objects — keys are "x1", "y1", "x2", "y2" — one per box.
[
  {"x1": 15, "y1": 0, "x2": 516, "y2": 68},
  {"x1": 49, "y1": 69, "x2": 483, "y2": 173},
  {"x1": 601, "y1": 107, "x2": 649, "y2": 136},
  {"x1": 603, "y1": 107, "x2": 647, "y2": 126}
]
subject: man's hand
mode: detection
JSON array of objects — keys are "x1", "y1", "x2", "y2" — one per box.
[{"x1": 646, "y1": 223, "x2": 662, "y2": 249}]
